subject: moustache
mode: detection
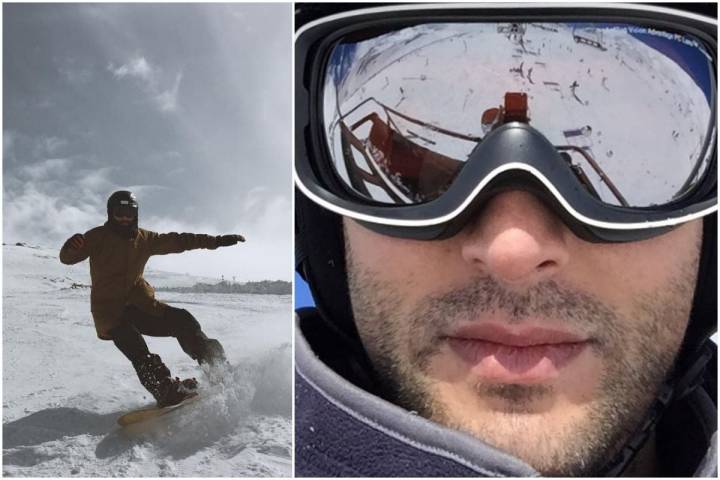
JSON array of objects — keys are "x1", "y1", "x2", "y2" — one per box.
[{"x1": 408, "y1": 277, "x2": 621, "y2": 359}]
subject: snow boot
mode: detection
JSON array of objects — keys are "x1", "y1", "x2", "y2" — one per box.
[
  {"x1": 133, "y1": 353, "x2": 198, "y2": 407},
  {"x1": 155, "y1": 377, "x2": 198, "y2": 408},
  {"x1": 180, "y1": 377, "x2": 199, "y2": 390}
]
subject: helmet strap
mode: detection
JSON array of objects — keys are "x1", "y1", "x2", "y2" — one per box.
[{"x1": 598, "y1": 341, "x2": 714, "y2": 476}]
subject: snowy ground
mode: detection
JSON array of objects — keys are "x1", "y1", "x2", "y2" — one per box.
[{"x1": 2, "y1": 243, "x2": 292, "y2": 477}]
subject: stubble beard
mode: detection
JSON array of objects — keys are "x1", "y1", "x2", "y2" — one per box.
[{"x1": 346, "y1": 247, "x2": 696, "y2": 476}]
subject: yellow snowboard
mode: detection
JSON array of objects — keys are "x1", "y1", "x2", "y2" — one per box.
[{"x1": 117, "y1": 392, "x2": 200, "y2": 427}]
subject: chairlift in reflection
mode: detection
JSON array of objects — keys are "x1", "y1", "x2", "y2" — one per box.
[{"x1": 334, "y1": 92, "x2": 628, "y2": 207}]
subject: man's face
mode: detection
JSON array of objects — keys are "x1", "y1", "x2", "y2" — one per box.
[
  {"x1": 344, "y1": 190, "x2": 701, "y2": 476},
  {"x1": 113, "y1": 214, "x2": 134, "y2": 226},
  {"x1": 112, "y1": 207, "x2": 136, "y2": 226}
]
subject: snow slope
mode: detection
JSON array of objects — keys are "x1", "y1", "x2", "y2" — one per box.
[{"x1": 2, "y1": 243, "x2": 292, "y2": 477}]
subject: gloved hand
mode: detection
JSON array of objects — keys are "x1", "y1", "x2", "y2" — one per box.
[
  {"x1": 216, "y1": 234, "x2": 246, "y2": 247},
  {"x1": 67, "y1": 233, "x2": 85, "y2": 250}
]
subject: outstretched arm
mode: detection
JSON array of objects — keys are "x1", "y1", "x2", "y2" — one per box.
[
  {"x1": 216, "y1": 234, "x2": 246, "y2": 247},
  {"x1": 148, "y1": 232, "x2": 246, "y2": 256},
  {"x1": 59, "y1": 233, "x2": 90, "y2": 265}
]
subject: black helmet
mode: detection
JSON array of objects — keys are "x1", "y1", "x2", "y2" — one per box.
[
  {"x1": 107, "y1": 190, "x2": 139, "y2": 236},
  {"x1": 107, "y1": 190, "x2": 138, "y2": 215}
]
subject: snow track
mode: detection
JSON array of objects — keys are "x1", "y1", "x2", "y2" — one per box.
[{"x1": 3, "y1": 244, "x2": 292, "y2": 477}]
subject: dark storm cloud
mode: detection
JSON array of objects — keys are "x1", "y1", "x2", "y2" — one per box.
[{"x1": 4, "y1": 3, "x2": 291, "y2": 280}]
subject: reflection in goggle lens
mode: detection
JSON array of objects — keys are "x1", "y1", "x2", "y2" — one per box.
[{"x1": 323, "y1": 22, "x2": 714, "y2": 208}]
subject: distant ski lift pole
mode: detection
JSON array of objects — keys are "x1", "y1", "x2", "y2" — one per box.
[{"x1": 497, "y1": 23, "x2": 527, "y2": 36}]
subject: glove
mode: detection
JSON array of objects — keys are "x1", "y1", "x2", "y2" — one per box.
[
  {"x1": 216, "y1": 234, "x2": 246, "y2": 247},
  {"x1": 67, "y1": 233, "x2": 85, "y2": 250}
]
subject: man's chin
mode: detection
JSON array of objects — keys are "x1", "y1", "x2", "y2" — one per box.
[
  {"x1": 394, "y1": 351, "x2": 614, "y2": 475},
  {"x1": 423, "y1": 381, "x2": 611, "y2": 476}
]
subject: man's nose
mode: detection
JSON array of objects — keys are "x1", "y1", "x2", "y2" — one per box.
[{"x1": 460, "y1": 191, "x2": 571, "y2": 286}]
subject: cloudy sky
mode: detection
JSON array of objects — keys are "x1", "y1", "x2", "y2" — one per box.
[{"x1": 4, "y1": 4, "x2": 292, "y2": 281}]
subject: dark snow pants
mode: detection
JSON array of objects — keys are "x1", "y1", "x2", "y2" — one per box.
[{"x1": 109, "y1": 305, "x2": 204, "y2": 364}]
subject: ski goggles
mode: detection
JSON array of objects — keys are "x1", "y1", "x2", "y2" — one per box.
[
  {"x1": 113, "y1": 203, "x2": 137, "y2": 219},
  {"x1": 295, "y1": 4, "x2": 718, "y2": 241}
]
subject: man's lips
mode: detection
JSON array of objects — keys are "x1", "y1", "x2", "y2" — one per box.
[
  {"x1": 442, "y1": 323, "x2": 592, "y2": 383},
  {"x1": 449, "y1": 323, "x2": 589, "y2": 346}
]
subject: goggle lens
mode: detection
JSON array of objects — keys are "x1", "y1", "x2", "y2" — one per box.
[{"x1": 322, "y1": 22, "x2": 715, "y2": 208}]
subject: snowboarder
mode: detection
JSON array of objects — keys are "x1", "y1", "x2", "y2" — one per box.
[{"x1": 60, "y1": 190, "x2": 246, "y2": 407}]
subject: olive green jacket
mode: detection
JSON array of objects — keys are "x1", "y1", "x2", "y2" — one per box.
[{"x1": 59, "y1": 224, "x2": 219, "y2": 339}]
